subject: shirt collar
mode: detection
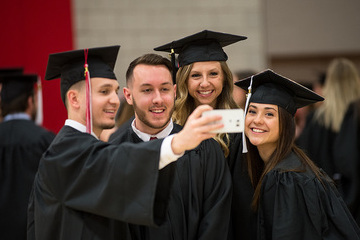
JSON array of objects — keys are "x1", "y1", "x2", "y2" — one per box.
[
  {"x1": 3, "y1": 113, "x2": 31, "y2": 122},
  {"x1": 131, "y1": 119, "x2": 174, "y2": 142},
  {"x1": 65, "y1": 119, "x2": 98, "y2": 139}
]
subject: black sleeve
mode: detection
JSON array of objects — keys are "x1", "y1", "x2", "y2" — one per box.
[
  {"x1": 333, "y1": 101, "x2": 360, "y2": 225},
  {"x1": 42, "y1": 131, "x2": 169, "y2": 226}
]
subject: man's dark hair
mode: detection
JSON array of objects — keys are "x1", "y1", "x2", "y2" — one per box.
[
  {"x1": 126, "y1": 54, "x2": 173, "y2": 85},
  {"x1": 1, "y1": 90, "x2": 34, "y2": 118}
]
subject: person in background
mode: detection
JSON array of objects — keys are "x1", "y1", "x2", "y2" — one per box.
[
  {"x1": 155, "y1": 30, "x2": 254, "y2": 240},
  {"x1": 312, "y1": 71, "x2": 326, "y2": 108},
  {"x1": 232, "y1": 69, "x2": 256, "y2": 109},
  {"x1": 0, "y1": 68, "x2": 24, "y2": 122},
  {"x1": 0, "y1": 72, "x2": 55, "y2": 240},
  {"x1": 294, "y1": 82, "x2": 314, "y2": 139},
  {"x1": 27, "y1": 46, "x2": 224, "y2": 240},
  {"x1": 294, "y1": 72, "x2": 326, "y2": 141},
  {"x1": 111, "y1": 53, "x2": 232, "y2": 240},
  {"x1": 297, "y1": 58, "x2": 360, "y2": 220},
  {"x1": 333, "y1": 84, "x2": 360, "y2": 225},
  {"x1": 235, "y1": 69, "x2": 360, "y2": 239}
]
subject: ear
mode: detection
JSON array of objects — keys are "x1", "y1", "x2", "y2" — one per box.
[
  {"x1": 67, "y1": 89, "x2": 81, "y2": 109},
  {"x1": 173, "y1": 84, "x2": 177, "y2": 98},
  {"x1": 26, "y1": 95, "x2": 36, "y2": 115},
  {"x1": 27, "y1": 95, "x2": 34, "y2": 108},
  {"x1": 123, "y1": 87, "x2": 133, "y2": 105}
]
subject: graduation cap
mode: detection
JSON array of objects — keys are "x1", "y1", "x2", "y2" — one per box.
[
  {"x1": 0, "y1": 67, "x2": 24, "y2": 77},
  {"x1": 45, "y1": 45, "x2": 120, "y2": 104},
  {"x1": 235, "y1": 69, "x2": 324, "y2": 153},
  {"x1": 235, "y1": 69, "x2": 324, "y2": 115},
  {"x1": 154, "y1": 30, "x2": 247, "y2": 82},
  {"x1": 0, "y1": 74, "x2": 38, "y2": 104},
  {"x1": 45, "y1": 45, "x2": 120, "y2": 134}
]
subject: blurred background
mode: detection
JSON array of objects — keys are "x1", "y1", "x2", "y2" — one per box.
[{"x1": 1, "y1": 0, "x2": 359, "y2": 133}]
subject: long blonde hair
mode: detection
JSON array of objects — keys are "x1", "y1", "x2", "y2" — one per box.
[
  {"x1": 315, "y1": 58, "x2": 360, "y2": 132},
  {"x1": 173, "y1": 61, "x2": 238, "y2": 157}
]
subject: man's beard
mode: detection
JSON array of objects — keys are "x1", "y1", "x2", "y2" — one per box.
[{"x1": 132, "y1": 98, "x2": 174, "y2": 130}]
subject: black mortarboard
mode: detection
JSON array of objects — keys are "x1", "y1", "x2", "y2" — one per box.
[
  {"x1": 45, "y1": 45, "x2": 120, "y2": 104},
  {"x1": 0, "y1": 74, "x2": 38, "y2": 104},
  {"x1": 154, "y1": 30, "x2": 247, "y2": 82},
  {"x1": 0, "y1": 67, "x2": 24, "y2": 77},
  {"x1": 235, "y1": 69, "x2": 324, "y2": 115}
]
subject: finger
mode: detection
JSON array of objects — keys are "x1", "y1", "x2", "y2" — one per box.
[
  {"x1": 196, "y1": 122, "x2": 224, "y2": 134},
  {"x1": 199, "y1": 114, "x2": 222, "y2": 125},
  {"x1": 189, "y1": 105, "x2": 213, "y2": 119},
  {"x1": 197, "y1": 132, "x2": 218, "y2": 141}
]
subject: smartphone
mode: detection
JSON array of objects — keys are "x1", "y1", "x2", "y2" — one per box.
[{"x1": 202, "y1": 109, "x2": 244, "y2": 133}]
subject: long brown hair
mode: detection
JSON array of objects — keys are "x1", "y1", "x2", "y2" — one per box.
[
  {"x1": 173, "y1": 61, "x2": 238, "y2": 157},
  {"x1": 246, "y1": 106, "x2": 325, "y2": 210}
]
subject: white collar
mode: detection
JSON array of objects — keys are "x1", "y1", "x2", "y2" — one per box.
[
  {"x1": 3, "y1": 113, "x2": 31, "y2": 122},
  {"x1": 131, "y1": 119, "x2": 174, "y2": 142},
  {"x1": 65, "y1": 119, "x2": 98, "y2": 139}
]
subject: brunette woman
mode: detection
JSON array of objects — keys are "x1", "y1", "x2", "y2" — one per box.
[{"x1": 235, "y1": 69, "x2": 360, "y2": 239}]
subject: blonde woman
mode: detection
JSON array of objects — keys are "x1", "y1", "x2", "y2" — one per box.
[
  {"x1": 155, "y1": 30, "x2": 246, "y2": 157},
  {"x1": 298, "y1": 58, "x2": 360, "y2": 180}
]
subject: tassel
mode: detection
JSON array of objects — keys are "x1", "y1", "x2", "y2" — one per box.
[
  {"x1": 84, "y1": 49, "x2": 92, "y2": 134},
  {"x1": 170, "y1": 48, "x2": 177, "y2": 84},
  {"x1": 35, "y1": 75, "x2": 43, "y2": 126},
  {"x1": 242, "y1": 76, "x2": 253, "y2": 153}
]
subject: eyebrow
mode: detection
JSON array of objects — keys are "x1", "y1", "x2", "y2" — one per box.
[
  {"x1": 99, "y1": 83, "x2": 118, "y2": 89},
  {"x1": 140, "y1": 82, "x2": 172, "y2": 87},
  {"x1": 191, "y1": 68, "x2": 220, "y2": 72},
  {"x1": 249, "y1": 104, "x2": 277, "y2": 111}
]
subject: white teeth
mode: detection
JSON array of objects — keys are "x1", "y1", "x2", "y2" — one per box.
[
  {"x1": 105, "y1": 110, "x2": 115, "y2": 113},
  {"x1": 151, "y1": 109, "x2": 164, "y2": 113},
  {"x1": 199, "y1": 90, "x2": 212, "y2": 95},
  {"x1": 252, "y1": 128, "x2": 264, "y2": 133}
]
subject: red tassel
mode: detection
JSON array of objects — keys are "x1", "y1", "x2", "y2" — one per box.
[{"x1": 84, "y1": 49, "x2": 92, "y2": 134}]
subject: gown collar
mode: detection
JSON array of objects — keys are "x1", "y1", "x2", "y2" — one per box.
[
  {"x1": 65, "y1": 119, "x2": 98, "y2": 139},
  {"x1": 3, "y1": 113, "x2": 31, "y2": 122},
  {"x1": 131, "y1": 119, "x2": 174, "y2": 142}
]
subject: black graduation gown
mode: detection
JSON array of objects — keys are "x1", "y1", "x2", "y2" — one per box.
[
  {"x1": 333, "y1": 100, "x2": 360, "y2": 226},
  {"x1": 258, "y1": 152, "x2": 360, "y2": 240},
  {"x1": 0, "y1": 119, "x2": 55, "y2": 240},
  {"x1": 109, "y1": 117, "x2": 134, "y2": 142},
  {"x1": 297, "y1": 111, "x2": 338, "y2": 178},
  {"x1": 110, "y1": 123, "x2": 232, "y2": 240},
  {"x1": 27, "y1": 125, "x2": 175, "y2": 240},
  {"x1": 227, "y1": 133, "x2": 257, "y2": 240}
]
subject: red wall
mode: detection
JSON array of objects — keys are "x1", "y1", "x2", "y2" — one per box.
[{"x1": 0, "y1": 0, "x2": 74, "y2": 133}]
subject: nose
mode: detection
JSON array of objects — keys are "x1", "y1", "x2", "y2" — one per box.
[
  {"x1": 253, "y1": 113, "x2": 264, "y2": 124},
  {"x1": 152, "y1": 90, "x2": 163, "y2": 105},
  {"x1": 109, "y1": 91, "x2": 120, "y2": 106},
  {"x1": 200, "y1": 76, "x2": 210, "y2": 87}
]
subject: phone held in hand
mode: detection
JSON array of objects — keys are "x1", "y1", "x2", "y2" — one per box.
[{"x1": 202, "y1": 109, "x2": 244, "y2": 133}]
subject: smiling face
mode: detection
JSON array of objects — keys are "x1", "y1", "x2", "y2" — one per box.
[
  {"x1": 187, "y1": 61, "x2": 224, "y2": 108},
  {"x1": 245, "y1": 102, "x2": 280, "y2": 157},
  {"x1": 90, "y1": 77, "x2": 120, "y2": 136},
  {"x1": 124, "y1": 64, "x2": 175, "y2": 135}
]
